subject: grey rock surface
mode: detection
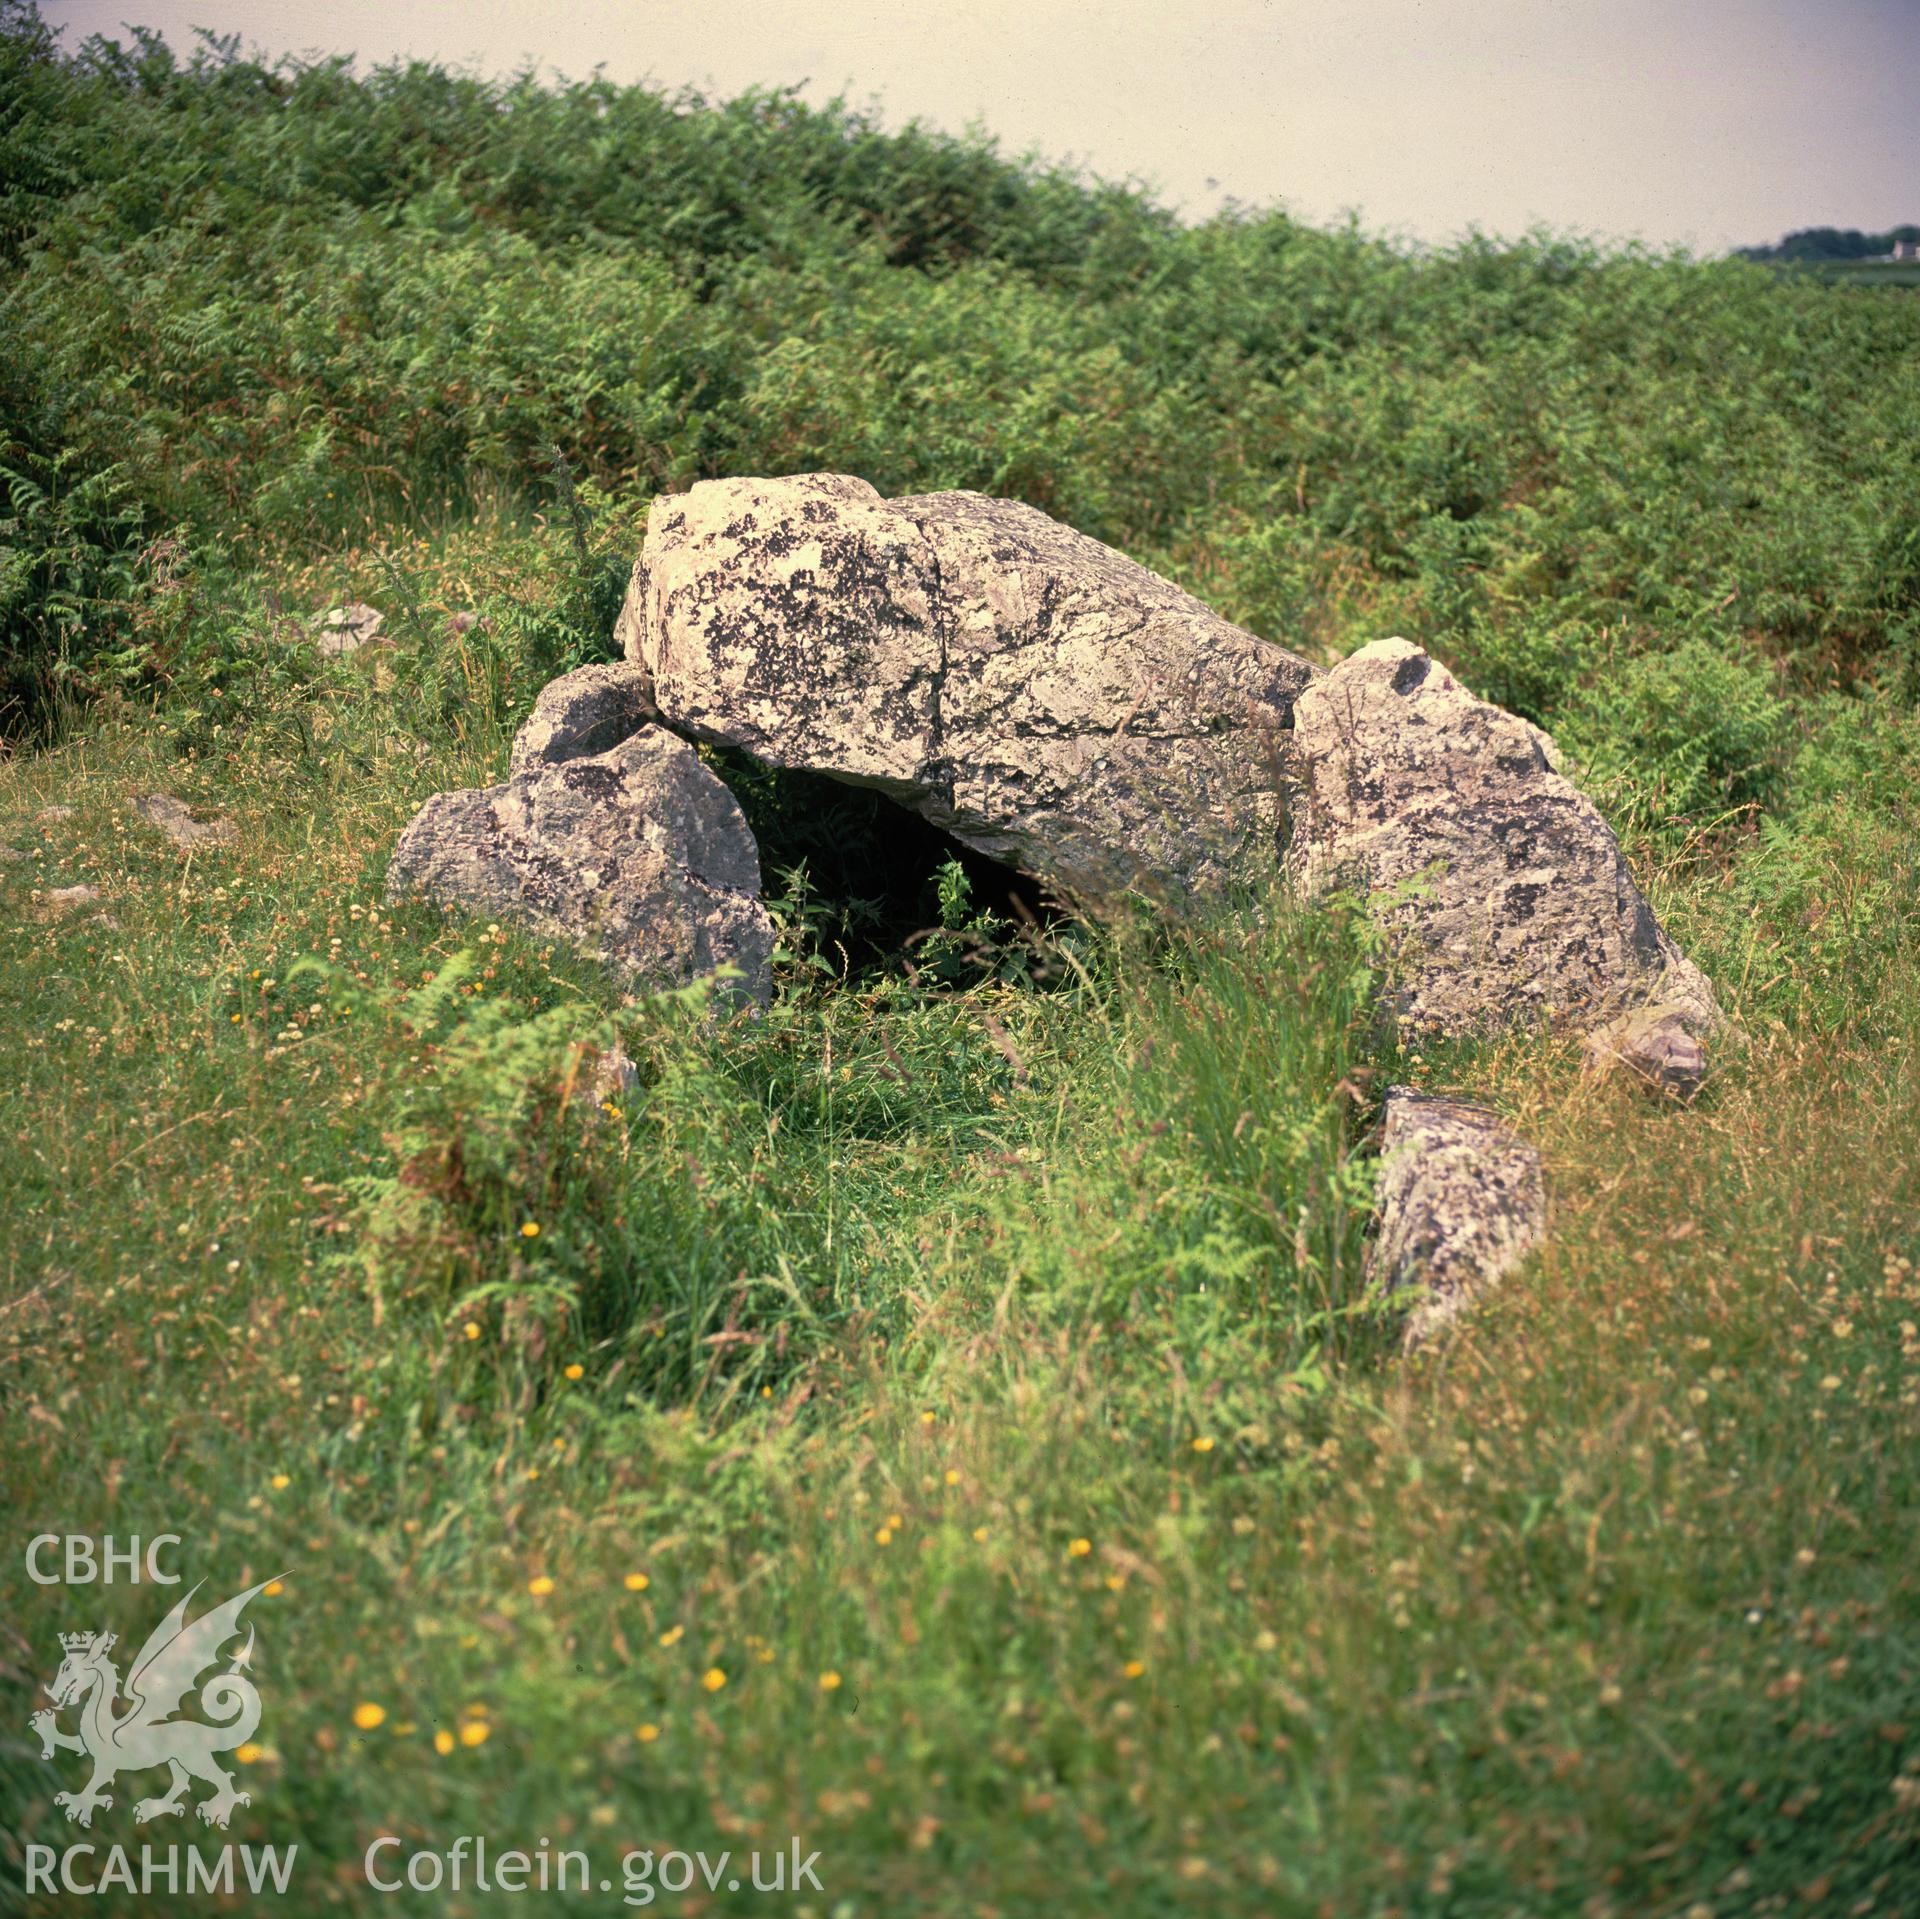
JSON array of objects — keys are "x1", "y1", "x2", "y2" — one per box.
[
  {"x1": 509, "y1": 662, "x2": 658, "y2": 777},
  {"x1": 132, "y1": 792, "x2": 237, "y2": 849},
  {"x1": 618, "y1": 473, "x2": 1314, "y2": 907},
  {"x1": 568, "y1": 1041, "x2": 640, "y2": 1114},
  {"x1": 1582, "y1": 1003, "x2": 1709, "y2": 1101},
  {"x1": 44, "y1": 884, "x2": 102, "y2": 911},
  {"x1": 386, "y1": 726, "x2": 773, "y2": 1006},
  {"x1": 1289, "y1": 637, "x2": 1717, "y2": 1040},
  {"x1": 317, "y1": 602, "x2": 384, "y2": 657},
  {"x1": 1367, "y1": 1087, "x2": 1548, "y2": 1344}
]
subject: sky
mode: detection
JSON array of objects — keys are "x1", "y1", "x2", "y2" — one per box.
[{"x1": 40, "y1": 0, "x2": 1920, "y2": 253}]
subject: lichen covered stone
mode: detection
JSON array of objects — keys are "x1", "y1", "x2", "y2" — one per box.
[
  {"x1": 387, "y1": 726, "x2": 773, "y2": 1005},
  {"x1": 618, "y1": 473, "x2": 1315, "y2": 907},
  {"x1": 1289, "y1": 638, "x2": 1717, "y2": 1042},
  {"x1": 1367, "y1": 1087, "x2": 1548, "y2": 1344},
  {"x1": 508, "y1": 661, "x2": 657, "y2": 777}
]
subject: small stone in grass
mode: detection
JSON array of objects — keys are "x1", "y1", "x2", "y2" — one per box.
[
  {"x1": 1582, "y1": 1003, "x2": 1709, "y2": 1102},
  {"x1": 315, "y1": 602, "x2": 385, "y2": 657},
  {"x1": 133, "y1": 792, "x2": 238, "y2": 850},
  {"x1": 1367, "y1": 1086, "x2": 1548, "y2": 1346},
  {"x1": 570, "y1": 1042, "x2": 640, "y2": 1114}
]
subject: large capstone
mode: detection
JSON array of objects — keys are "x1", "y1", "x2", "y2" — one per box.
[
  {"x1": 616, "y1": 473, "x2": 1316, "y2": 908},
  {"x1": 1289, "y1": 638, "x2": 1718, "y2": 1043},
  {"x1": 386, "y1": 723, "x2": 773, "y2": 1006}
]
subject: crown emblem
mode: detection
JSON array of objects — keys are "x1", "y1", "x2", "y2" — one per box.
[{"x1": 59, "y1": 1630, "x2": 114, "y2": 1654}]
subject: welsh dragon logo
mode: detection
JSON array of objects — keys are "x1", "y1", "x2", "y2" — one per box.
[{"x1": 31, "y1": 1577, "x2": 283, "y2": 1830}]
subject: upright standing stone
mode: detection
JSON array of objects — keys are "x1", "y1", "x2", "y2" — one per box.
[
  {"x1": 1289, "y1": 638, "x2": 1718, "y2": 1046},
  {"x1": 387, "y1": 726, "x2": 774, "y2": 1006}
]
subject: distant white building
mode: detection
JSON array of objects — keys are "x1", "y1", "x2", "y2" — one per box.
[{"x1": 1894, "y1": 239, "x2": 1920, "y2": 262}]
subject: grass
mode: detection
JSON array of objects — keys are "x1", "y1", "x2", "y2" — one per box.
[{"x1": 2, "y1": 617, "x2": 1918, "y2": 1915}]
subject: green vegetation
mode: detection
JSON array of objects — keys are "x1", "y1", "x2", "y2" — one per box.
[
  {"x1": 3, "y1": 7, "x2": 1918, "y2": 1913},
  {"x1": 1794, "y1": 259, "x2": 1920, "y2": 292},
  {"x1": 1736, "y1": 224, "x2": 1919, "y2": 264}
]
